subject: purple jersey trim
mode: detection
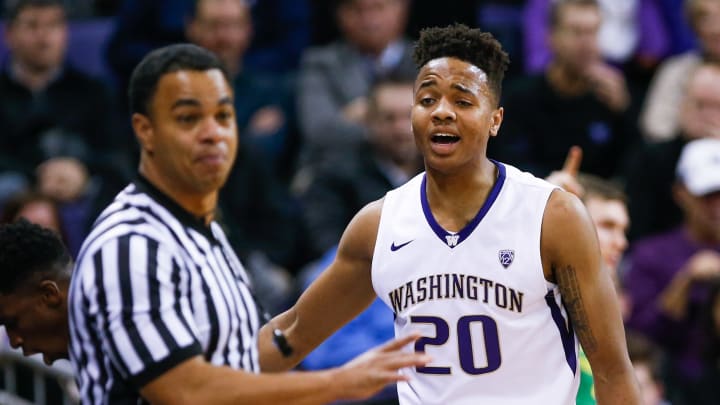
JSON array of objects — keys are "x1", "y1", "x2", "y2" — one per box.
[
  {"x1": 420, "y1": 160, "x2": 506, "y2": 248},
  {"x1": 545, "y1": 290, "x2": 578, "y2": 374}
]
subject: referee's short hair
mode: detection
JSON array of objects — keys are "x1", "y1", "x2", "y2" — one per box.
[{"x1": 128, "y1": 43, "x2": 231, "y2": 116}]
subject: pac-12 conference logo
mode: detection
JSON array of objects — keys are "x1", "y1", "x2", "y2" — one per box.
[{"x1": 498, "y1": 249, "x2": 514, "y2": 268}]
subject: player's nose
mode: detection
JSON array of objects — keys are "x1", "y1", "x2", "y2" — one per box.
[{"x1": 431, "y1": 97, "x2": 456, "y2": 122}]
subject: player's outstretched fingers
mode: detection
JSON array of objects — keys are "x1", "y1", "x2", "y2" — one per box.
[
  {"x1": 376, "y1": 333, "x2": 422, "y2": 353},
  {"x1": 375, "y1": 352, "x2": 432, "y2": 376}
]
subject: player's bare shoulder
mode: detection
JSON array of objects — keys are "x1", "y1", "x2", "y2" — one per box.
[
  {"x1": 541, "y1": 189, "x2": 598, "y2": 280},
  {"x1": 337, "y1": 198, "x2": 386, "y2": 263}
]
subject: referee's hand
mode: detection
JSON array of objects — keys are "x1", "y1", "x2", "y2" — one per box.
[{"x1": 332, "y1": 333, "x2": 430, "y2": 401}]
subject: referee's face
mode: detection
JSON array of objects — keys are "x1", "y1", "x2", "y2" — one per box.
[{"x1": 136, "y1": 68, "x2": 238, "y2": 197}]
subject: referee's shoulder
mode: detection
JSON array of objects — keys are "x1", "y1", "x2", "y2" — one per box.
[{"x1": 77, "y1": 203, "x2": 173, "y2": 265}]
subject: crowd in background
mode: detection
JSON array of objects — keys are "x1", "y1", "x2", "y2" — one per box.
[{"x1": 0, "y1": 0, "x2": 719, "y2": 404}]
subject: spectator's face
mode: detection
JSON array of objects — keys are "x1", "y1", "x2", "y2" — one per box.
[
  {"x1": 134, "y1": 69, "x2": 238, "y2": 196},
  {"x1": 680, "y1": 66, "x2": 720, "y2": 139},
  {"x1": 692, "y1": 0, "x2": 720, "y2": 60},
  {"x1": 633, "y1": 362, "x2": 664, "y2": 405},
  {"x1": 676, "y1": 188, "x2": 720, "y2": 240},
  {"x1": 412, "y1": 57, "x2": 503, "y2": 174},
  {"x1": 15, "y1": 201, "x2": 62, "y2": 235},
  {"x1": 5, "y1": 5, "x2": 67, "y2": 72},
  {"x1": 585, "y1": 196, "x2": 629, "y2": 271},
  {"x1": 337, "y1": 0, "x2": 408, "y2": 55},
  {"x1": 0, "y1": 281, "x2": 68, "y2": 365},
  {"x1": 550, "y1": 4, "x2": 601, "y2": 74},
  {"x1": 186, "y1": 0, "x2": 252, "y2": 73},
  {"x1": 367, "y1": 83, "x2": 417, "y2": 166}
]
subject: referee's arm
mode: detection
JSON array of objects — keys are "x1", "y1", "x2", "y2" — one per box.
[{"x1": 87, "y1": 235, "x2": 426, "y2": 404}]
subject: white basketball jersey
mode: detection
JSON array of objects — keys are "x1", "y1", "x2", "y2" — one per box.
[{"x1": 372, "y1": 162, "x2": 580, "y2": 405}]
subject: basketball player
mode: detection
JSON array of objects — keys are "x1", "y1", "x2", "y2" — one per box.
[{"x1": 259, "y1": 25, "x2": 641, "y2": 404}]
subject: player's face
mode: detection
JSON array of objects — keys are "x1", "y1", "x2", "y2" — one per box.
[
  {"x1": 0, "y1": 283, "x2": 68, "y2": 365},
  {"x1": 367, "y1": 83, "x2": 417, "y2": 166},
  {"x1": 412, "y1": 57, "x2": 503, "y2": 174},
  {"x1": 136, "y1": 69, "x2": 237, "y2": 196},
  {"x1": 585, "y1": 197, "x2": 629, "y2": 271}
]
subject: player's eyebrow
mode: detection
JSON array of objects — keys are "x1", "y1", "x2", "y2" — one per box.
[
  {"x1": 451, "y1": 83, "x2": 475, "y2": 95},
  {"x1": 218, "y1": 96, "x2": 233, "y2": 106},
  {"x1": 417, "y1": 79, "x2": 437, "y2": 90}
]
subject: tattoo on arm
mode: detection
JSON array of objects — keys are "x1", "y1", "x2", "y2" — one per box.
[{"x1": 555, "y1": 264, "x2": 597, "y2": 354}]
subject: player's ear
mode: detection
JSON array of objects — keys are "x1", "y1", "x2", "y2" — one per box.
[
  {"x1": 490, "y1": 106, "x2": 503, "y2": 137},
  {"x1": 132, "y1": 113, "x2": 155, "y2": 155},
  {"x1": 38, "y1": 280, "x2": 63, "y2": 309}
]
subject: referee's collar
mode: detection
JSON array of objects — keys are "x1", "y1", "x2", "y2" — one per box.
[{"x1": 133, "y1": 175, "x2": 216, "y2": 238}]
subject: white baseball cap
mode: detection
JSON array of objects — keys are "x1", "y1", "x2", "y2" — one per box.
[{"x1": 676, "y1": 138, "x2": 720, "y2": 196}]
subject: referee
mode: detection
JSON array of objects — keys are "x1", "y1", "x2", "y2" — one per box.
[{"x1": 68, "y1": 44, "x2": 428, "y2": 404}]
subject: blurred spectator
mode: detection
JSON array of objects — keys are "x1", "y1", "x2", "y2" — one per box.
[
  {"x1": 640, "y1": 0, "x2": 720, "y2": 141},
  {"x1": 299, "y1": 76, "x2": 420, "y2": 259},
  {"x1": 0, "y1": 0, "x2": 129, "y2": 209},
  {"x1": 625, "y1": 138, "x2": 720, "y2": 405},
  {"x1": 296, "y1": 0, "x2": 416, "y2": 170},
  {"x1": 523, "y1": 0, "x2": 669, "y2": 77},
  {"x1": 626, "y1": 332, "x2": 671, "y2": 405},
  {"x1": 496, "y1": 0, "x2": 638, "y2": 179},
  {"x1": 0, "y1": 191, "x2": 73, "y2": 252},
  {"x1": 625, "y1": 63, "x2": 720, "y2": 241},
  {"x1": 105, "y1": 0, "x2": 309, "y2": 101},
  {"x1": 216, "y1": 141, "x2": 306, "y2": 313},
  {"x1": 577, "y1": 174, "x2": 630, "y2": 292},
  {"x1": 695, "y1": 283, "x2": 720, "y2": 403},
  {"x1": 185, "y1": 0, "x2": 299, "y2": 176},
  {"x1": 1, "y1": 191, "x2": 63, "y2": 233}
]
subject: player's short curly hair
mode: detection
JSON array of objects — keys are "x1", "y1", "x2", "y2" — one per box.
[
  {"x1": 413, "y1": 24, "x2": 510, "y2": 101},
  {"x1": 0, "y1": 219, "x2": 71, "y2": 294}
]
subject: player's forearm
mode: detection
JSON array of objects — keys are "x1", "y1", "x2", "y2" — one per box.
[
  {"x1": 593, "y1": 367, "x2": 642, "y2": 405},
  {"x1": 259, "y1": 309, "x2": 313, "y2": 372}
]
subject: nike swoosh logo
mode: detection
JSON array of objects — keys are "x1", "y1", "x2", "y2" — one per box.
[{"x1": 390, "y1": 240, "x2": 413, "y2": 251}]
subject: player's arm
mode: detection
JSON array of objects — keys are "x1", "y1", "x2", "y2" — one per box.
[
  {"x1": 259, "y1": 199, "x2": 384, "y2": 371},
  {"x1": 541, "y1": 190, "x2": 641, "y2": 405},
  {"x1": 141, "y1": 335, "x2": 427, "y2": 405}
]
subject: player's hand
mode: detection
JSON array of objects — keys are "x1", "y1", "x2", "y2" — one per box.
[
  {"x1": 683, "y1": 250, "x2": 720, "y2": 282},
  {"x1": 332, "y1": 333, "x2": 430, "y2": 401},
  {"x1": 545, "y1": 146, "x2": 584, "y2": 197}
]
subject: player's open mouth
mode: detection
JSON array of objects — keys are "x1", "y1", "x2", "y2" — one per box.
[{"x1": 431, "y1": 133, "x2": 460, "y2": 144}]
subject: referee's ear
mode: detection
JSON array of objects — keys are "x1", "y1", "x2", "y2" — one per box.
[{"x1": 132, "y1": 112, "x2": 155, "y2": 156}]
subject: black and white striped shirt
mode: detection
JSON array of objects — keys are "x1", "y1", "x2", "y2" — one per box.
[{"x1": 68, "y1": 177, "x2": 261, "y2": 404}]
